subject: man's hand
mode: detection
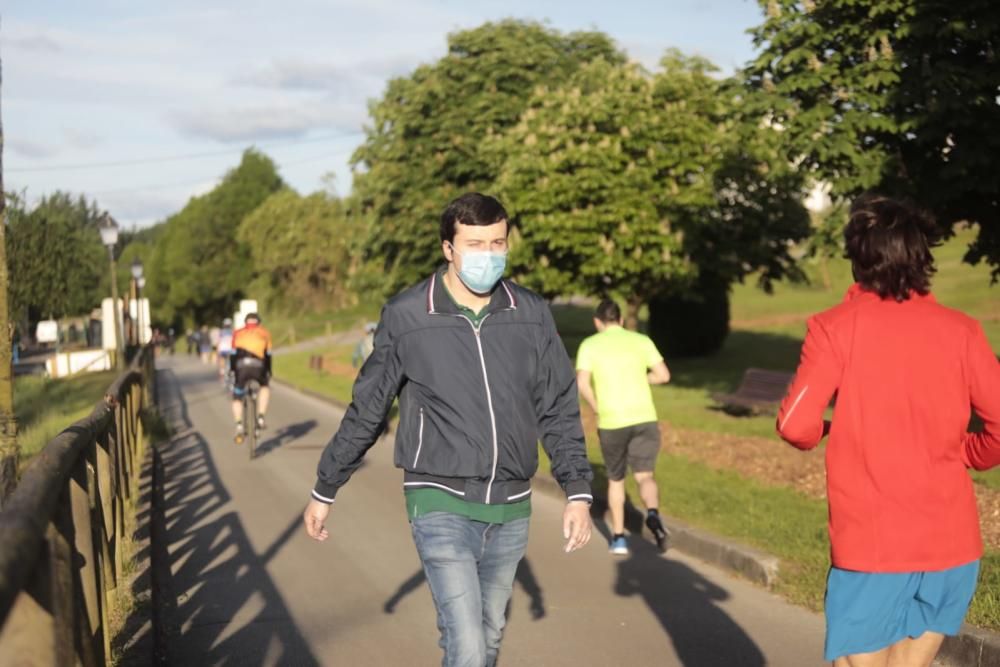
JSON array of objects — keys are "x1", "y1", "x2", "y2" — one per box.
[
  {"x1": 562, "y1": 501, "x2": 592, "y2": 553},
  {"x1": 303, "y1": 499, "x2": 331, "y2": 542}
]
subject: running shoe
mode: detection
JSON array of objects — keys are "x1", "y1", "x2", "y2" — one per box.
[
  {"x1": 609, "y1": 536, "x2": 629, "y2": 555},
  {"x1": 646, "y1": 514, "x2": 671, "y2": 553}
]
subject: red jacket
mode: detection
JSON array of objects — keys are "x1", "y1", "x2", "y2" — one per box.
[{"x1": 777, "y1": 284, "x2": 1000, "y2": 572}]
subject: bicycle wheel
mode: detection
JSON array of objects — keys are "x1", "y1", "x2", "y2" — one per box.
[{"x1": 246, "y1": 384, "x2": 258, "y2": 460}]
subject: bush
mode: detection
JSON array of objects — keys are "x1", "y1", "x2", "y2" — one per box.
[{"x1": 648, "y1": 279, "x2": 730, "y2": 358}]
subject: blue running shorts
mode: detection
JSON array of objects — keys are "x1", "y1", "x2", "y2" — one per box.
[{"x1": 824, "y1": 560, "x2": 980, "y2": 661}]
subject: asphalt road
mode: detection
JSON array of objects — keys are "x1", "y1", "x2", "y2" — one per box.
[{"x1": 152, "y1": 354, "x2": 827, "y2": 666}]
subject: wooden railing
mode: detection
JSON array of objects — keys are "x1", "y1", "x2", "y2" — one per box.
[{"x1": 0, "y1": 346, "x2": 155, "y2": 666}]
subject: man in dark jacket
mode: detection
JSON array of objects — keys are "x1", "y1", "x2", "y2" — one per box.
[{"x1": 303, "y1": 193, "x2": 594, "y2": 666}]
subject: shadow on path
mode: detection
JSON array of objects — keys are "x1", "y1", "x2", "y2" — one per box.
[
  {"x1": 148, "y1": 365, "x2": 320, "y2": 666},
  {"x1": 383, "y1": 557, "x2": 546, "y2": 621},
  {"x1": 256, "y1": 419, "x2": 318, "y2": 457},
  {"x1": 586, "y1": 455, "x2": 765, "y2": 667}
]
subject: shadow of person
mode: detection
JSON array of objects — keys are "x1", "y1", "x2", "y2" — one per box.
[
  {"x1": 256, "y1": 419, "x2": 319, "y2": 457},
  {"x1": 609, "y1": 530, "x2": 766, "y2": 667},
  {"x1": 589, "y1": 497, "x2": 764, "y2": 666},
  {"x1": 383, "y1": 558, "x2": 546, "y2": 621}
]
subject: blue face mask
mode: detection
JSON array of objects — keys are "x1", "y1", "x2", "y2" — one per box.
[{"x1": 451, "y1": 245, "x2": 507, "y2": 294}]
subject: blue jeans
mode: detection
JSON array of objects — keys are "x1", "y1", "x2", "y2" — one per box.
[{"x1": 410, "y1": 512, "x2": 530, "y2": 667}]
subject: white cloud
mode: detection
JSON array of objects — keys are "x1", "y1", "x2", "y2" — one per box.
[
  {"x1": 7, "y1": 33, "x2": 62, "y2": 53},
  {"x1": 235, "y1": 53, "x2": 427, "y2": 94},
  {"x1": 8, "y1": 138, "x2": 59, "y2": 160},
  {"x1": 237, "y1": 61, "x2": 366, "y2": 92},
  {"x1": 62, "y1": 128, "x2": 103, "y2": 150},
  {"x1": 169, "y1": 102, "x2": 366, "y2": 143}
]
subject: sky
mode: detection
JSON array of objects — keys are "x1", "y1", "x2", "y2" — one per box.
[{"x1": 4, "y1": 0, "x2": 765, "y2": 228}]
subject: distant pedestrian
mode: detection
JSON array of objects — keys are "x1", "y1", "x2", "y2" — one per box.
[
  {"x1": 576, "y1": 299, "x2": 672, "y2": 555},
  {"x1": 198, "y1": 326, "x2": 212, "y2": 364},
  {"x1": 351, "y1": 322, "x2": 377, "y2": 369},
  {"x1": 209, "y1": 326, "x2": 221, "y2": 363},
  {"x1": 777, "y1": 194, "x2": 1000, "y2": 666},
  {"x1": 303, "y1": 192, "x2": 593, "y2": 666},
  {"x1": 217, "y1": 318, "x2": 235, "y2": 381}
]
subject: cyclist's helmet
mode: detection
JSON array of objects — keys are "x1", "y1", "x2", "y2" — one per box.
[{"x1": 223, "y1": 317, "x2": 233, "y2": 327}]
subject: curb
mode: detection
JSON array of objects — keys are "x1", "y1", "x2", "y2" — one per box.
[
  {"x1": 273, "y1": 376, "x2": 1000, "y2": 664},
  {"x1": 937, "y1": 624, "x2": 1000, "y2": 667}
]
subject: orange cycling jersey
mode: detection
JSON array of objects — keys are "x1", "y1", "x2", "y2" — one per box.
[{"x1": 232, "y1": 324, "x2": 272, "y2": 360}]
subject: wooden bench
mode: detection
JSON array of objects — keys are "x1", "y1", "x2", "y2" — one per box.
[{"x1": 711, "y1": 368, "x2": 795, "y2": 416}]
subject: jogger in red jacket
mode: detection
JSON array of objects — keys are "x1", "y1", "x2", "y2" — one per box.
[{"x1": 777, "y1": 195, "x2": 1000, "y2": 666}]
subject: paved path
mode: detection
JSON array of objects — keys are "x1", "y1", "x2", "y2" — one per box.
[{"x1": 153, "y1": 355, "x2": 827, "y2": 666}]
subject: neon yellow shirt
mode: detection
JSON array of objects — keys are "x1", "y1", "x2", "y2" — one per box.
[{"x1": 576, "y1": 326, "x2": 663, "y2": 430}]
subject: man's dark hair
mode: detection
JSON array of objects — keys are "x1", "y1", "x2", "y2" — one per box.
[
  {"x1": 594, "y1": 299, "x2": 622, "y2": 323},
  {"x1": 844, "y1": 194, "x2": 938, "y2": 302},
  {"x1": 245, "y1": 312, "x2": 261, "y2": 324},
  {"x1": 440, "y1": 193, "x2": 509, "y2": 243}
]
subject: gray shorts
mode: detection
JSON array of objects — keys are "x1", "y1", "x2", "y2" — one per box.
[{"x1": 597, "y1": 421, "x2": 661, "y2": 481}]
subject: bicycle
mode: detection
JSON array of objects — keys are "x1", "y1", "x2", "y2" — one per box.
[{"x1": 240, "y1": 379, "x2": 262, "y2": 460}]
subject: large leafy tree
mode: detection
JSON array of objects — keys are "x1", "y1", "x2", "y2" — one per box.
[
  {"x1": 146, "y1": 149, "x2": 283, "y2": 325},
  {"x1": 239, "y1": 189, "x2": 357, "y2": 309},
  {"x1": 6, "y1": 191, "x2": 107, "y2": 321},
  {"x1": 495, "y1": 53, "x2": 810, "y2": 326},
  {"x1": 746, "y1": 0, "x2": 1000, "y2": 278},
  {"x1": 350, "y1": 20, "x2": 625, "y2": 297}
]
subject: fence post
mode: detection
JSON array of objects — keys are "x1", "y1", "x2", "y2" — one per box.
[
  {"x1": 51, "y1": 499, "x2": 77, "y2": 666},
  {"x1": 69, "y1": 458, "x2": 105, "y2": 667}
]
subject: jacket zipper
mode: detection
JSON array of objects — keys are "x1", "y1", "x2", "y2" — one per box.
[
  {"x1": 454, "y1": 313, "x2": 500, "y2": 503},
  {"x1": 412, "y1": 408, "x2": 425, "y2": 467}
]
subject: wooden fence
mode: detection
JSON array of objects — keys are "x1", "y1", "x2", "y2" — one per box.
[{"x1": 0, "y1": 346, "x2": 155, "y2": 666}]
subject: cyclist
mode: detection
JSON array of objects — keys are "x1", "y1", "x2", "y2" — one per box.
[{"x1": 230, "y1": 312, "x2": 273, "y2": 443}]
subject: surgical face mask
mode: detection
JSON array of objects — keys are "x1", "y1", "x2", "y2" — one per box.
[{"x1": 449, "y1": 243, "x2": 507, "y2": 294}]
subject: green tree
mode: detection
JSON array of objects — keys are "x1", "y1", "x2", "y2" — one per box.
[
  {"x1": 746, "y1": 0, "x2": 1000, "y2": 278},
  {"x1": 350, "y1": 20, "x2": 625, "y2": 297},
  {"x1": 6, "y1": 191, "x2": 107, "y2": 321},
  {"x1": 146, "y1": 149, "x2": 283, "y2": 325},
  {"x1": 238, "y1": 189, "x2": 357, "y2": 309},
  {"x1": 495, "y1": 53, "x2": 810, "y2": 328}
]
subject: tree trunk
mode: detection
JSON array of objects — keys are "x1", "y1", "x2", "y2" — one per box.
[
  {"x1": 819, "y1": 256, "x2": 832, "y2": 292},
  {"x1": 0, "y1": 54, "x2": 18, "y2": 506},
  {"x1": 624, "y1": 296, "x2": 642, "y2": 331}
]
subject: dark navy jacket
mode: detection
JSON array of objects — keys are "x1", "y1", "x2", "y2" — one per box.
[{"x1": 312, "y1": 269, "x2": 594, "y2": 506}]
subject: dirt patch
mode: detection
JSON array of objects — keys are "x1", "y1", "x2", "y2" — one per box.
[
  {"x1": 582, "y1": 408, "x2": 1000, "y2": 551},
  {"x1": 319, "y1": 353, "x2": 358, "y2": 378}
]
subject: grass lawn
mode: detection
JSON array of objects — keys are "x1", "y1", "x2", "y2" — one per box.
[
  {"x1": 267, "y1": 303, "x2": 380, "y2": 349},
  {"x1": 272, "y1": 344, "x2": 358, "y2": 404},
  {"x1": 13, "y1": 370, "x2": 117, "y2": 467}
]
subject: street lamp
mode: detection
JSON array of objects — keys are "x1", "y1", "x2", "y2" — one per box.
[
  {"x1": 99, "y1": 212, "x2": 125, "y2": 368},
  {"x1": 131, "y1": 259, "x2": 145, "y2": 346}
]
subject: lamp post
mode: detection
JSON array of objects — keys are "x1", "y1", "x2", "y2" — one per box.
[
  {"x1": 131, "y1": 259, "x2": 145, "y2": 346},
  {"x1": 99, "y1": 213, "x2": 124, "y2": 369}
]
